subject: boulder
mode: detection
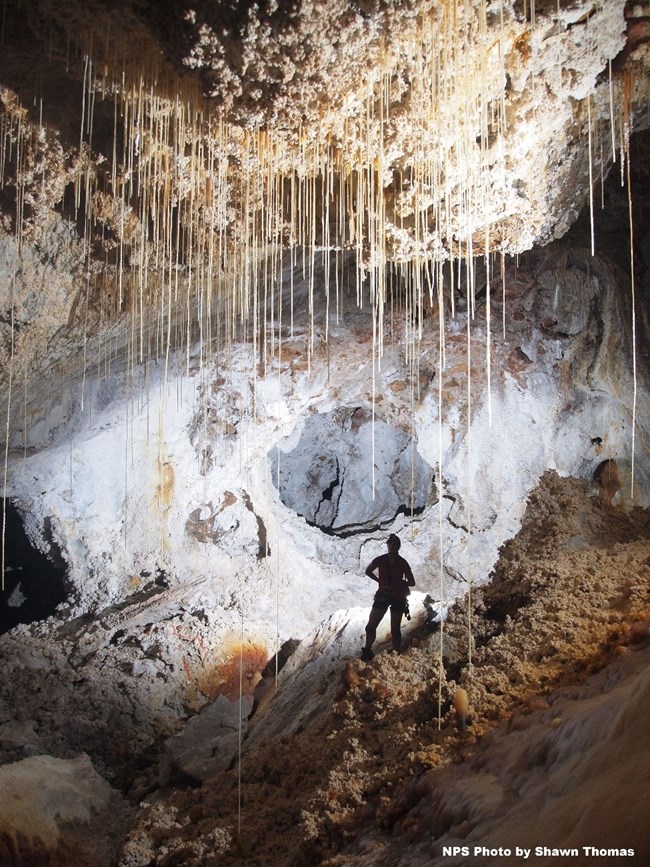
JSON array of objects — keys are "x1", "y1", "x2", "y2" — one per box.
[
  {"x1": 0, "y1": 753, "x2": 132, "y2": 867},
  {"x1": 160, "y1": 693, "x2": 253, "y2": 784}
]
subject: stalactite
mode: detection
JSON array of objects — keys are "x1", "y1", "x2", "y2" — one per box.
[
  {"x1": 237, "y1": 602, "x2": 244, "y2": 840},
  {"x1": 1, "y1": 294, "x2": 14, "y2": 592},
  {"x1": 22, "y1": 367, "x2": 27, "y2": 461},
  {"x1": 466, "y1": 250, "x2": 473, "y2": 677},
  {"x1": 275, "y1": 443, "x2": 281, "y2": 685},
  {"x1": 437, "y1": 271, "x2": 445, "y2": 730},
  {"x1": 626, "y1": 132, "x2": 637, "y2": 499},
  {"x1": 485, "y1": 227, "x2": 492, "y2": 426},
  {"x1": 501, "y1": 252, "x2": 506, "y2": 340},
  {"x1": 609, "y1": 58, "x2": 616, "y2": 164}
]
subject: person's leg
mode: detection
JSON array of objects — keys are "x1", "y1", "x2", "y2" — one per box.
[
  {"x1": 363, "y1": 605, "x2": 386, "y2": 658},
  {"x1": 390, "y1": 604, "x2": 404, "y2": 652}
]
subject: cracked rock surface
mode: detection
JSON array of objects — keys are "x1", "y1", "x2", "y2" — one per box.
[{"x1": 271, "y1": 406, "x2": 435, "y2": 536}]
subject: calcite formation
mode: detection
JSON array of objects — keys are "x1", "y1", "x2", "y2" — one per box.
[{"x1": 0, "y1": 0, "x2": 649, "y2": 397}]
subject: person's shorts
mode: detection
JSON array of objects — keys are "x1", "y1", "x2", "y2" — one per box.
[{"x1": 372, "y1": 590, "x2": 408, "y2": 613}]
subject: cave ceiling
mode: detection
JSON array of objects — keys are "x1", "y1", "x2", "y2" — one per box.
[{"x1": 0, "y1": 0, "x2": 649, "y2": 394}]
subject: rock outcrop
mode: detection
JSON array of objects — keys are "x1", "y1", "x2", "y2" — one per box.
[{"x1": 0, "y1": 754, "x2": 132, "y2": 867}]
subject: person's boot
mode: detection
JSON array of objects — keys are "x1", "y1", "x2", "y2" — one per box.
[{"x1": 360, "y1": 647, "x2": 374, "y2": 661}]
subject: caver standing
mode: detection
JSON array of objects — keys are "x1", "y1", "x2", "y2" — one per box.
[{"x1": 361, "y1": 534, "x2": 415, "y2": 661}]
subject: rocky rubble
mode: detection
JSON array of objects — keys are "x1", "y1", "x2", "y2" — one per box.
[{"x1": 0, "y1": 576, "x2": 271, "y2": 795}]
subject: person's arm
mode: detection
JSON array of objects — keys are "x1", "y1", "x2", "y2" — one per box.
[
  {"x1": 404, "y1": 559, "x2": 415, "y2": 587},
  {"x1": 365, "y1": 557, "x2": 379, "y2": 582}
]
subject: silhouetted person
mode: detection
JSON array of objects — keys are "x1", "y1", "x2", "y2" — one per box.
[{"x1": 361, "y1": 534, "x2": 415, "y2": 661}]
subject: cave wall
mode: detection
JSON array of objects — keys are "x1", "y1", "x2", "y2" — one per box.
[
  {"x1": 4, "y1": 222, "x2": 649, "y2": 644},
  {"x1": 0, "y1": 0, "x2": 649, "y2": 644}
]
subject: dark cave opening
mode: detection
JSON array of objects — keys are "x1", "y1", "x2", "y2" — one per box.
[
  {"x1": 0, "y1": 501, "x2": 68, "y2": 634},
  {"x1": 269, "y1": 406, "x2": 435, "y2": 537}
]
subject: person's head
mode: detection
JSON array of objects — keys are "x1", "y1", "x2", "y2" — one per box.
[{"x1": 387, "y1": 534, "x2": 401, "y2": 554}]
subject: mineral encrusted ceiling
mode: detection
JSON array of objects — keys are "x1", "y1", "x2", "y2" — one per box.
[{"x1": 0, "y1": 0, "x2": 649, "y2": 393}]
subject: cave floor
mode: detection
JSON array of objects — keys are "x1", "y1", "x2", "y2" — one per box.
[{"x1": 117, "y1": 470, "x2": 650, "y2": 866}]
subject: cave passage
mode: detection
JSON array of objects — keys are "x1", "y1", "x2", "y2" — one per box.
[{"x1": 1, "y1": 501, "x2": 68, "y2": 634}]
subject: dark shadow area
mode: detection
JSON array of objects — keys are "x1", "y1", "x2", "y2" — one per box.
[{"x1": 1, "y1": 500, "x2": 68, "y2": 633}]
